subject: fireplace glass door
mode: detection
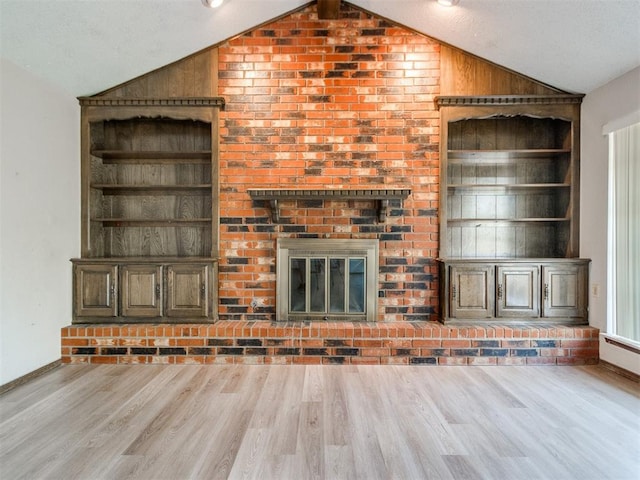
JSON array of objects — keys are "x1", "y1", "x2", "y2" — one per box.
[
  {"x1": 289, "y1": 256, "x2": 366, "y2": 315},
  {"x1": 277, "y1": 239, "x2": 378, "y2": 321}
]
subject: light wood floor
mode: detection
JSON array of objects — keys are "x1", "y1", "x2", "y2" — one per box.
[{"x1": 1, "y1": 364, "x2": 638, "y2": 480}]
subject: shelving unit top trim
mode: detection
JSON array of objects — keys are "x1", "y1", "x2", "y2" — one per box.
[
  {"x1": 78, "y1": 97, "x2": 225, "y2": 108},
  {"x1": 435, "y1": 95, "x2": 584, "y2": 107},
  {"x1": 78, "y1": 96, "x2": 225, "y2": 122}
]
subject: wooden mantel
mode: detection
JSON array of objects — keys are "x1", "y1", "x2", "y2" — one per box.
[{"x1": 248, "y1": 188, "x2": 411, "y2": 223}]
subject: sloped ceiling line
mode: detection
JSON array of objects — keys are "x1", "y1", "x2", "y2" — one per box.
[{"x1": 0, "y1": 0, "x2": 638, "y2": 96}]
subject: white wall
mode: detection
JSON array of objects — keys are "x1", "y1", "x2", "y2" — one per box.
[
  {"x1": 0, "y1": 58, "x2": 80, "y2": 385},
  {"x1": 581, "y1": 66, "x2": 640, "y2": 374}
]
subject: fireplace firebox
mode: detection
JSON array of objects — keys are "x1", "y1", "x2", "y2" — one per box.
[{"x1": 276, "y1": 238, "x2": 379, "y2": 321}]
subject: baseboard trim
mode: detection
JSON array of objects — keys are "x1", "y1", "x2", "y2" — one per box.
[
  {"x1": 603, "y1": 335, "x2": 640, "y2": 354},
  {"x1": 0, "y1": 359, "x2": 62, "y2": 395},
  {"x1": 599, "y1": 359, "x2": 640, "y2": 383}
]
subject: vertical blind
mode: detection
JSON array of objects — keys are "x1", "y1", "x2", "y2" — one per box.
[{"x1": 608, "y1": 122, "x2": 640, "y2": 342}]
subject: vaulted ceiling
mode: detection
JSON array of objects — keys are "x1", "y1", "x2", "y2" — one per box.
[{"x1": 1, "y1": 0, "x2": 638, "y2": 97}]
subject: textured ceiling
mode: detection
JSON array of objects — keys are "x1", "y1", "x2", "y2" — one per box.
[{"x1": 1, "y1": 0, "x2": 639, "y2": 97}]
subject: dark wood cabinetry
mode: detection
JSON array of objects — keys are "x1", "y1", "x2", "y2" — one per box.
[
  {"x1": 73, "y1": 263, "x2": 118, "y2": 318},
  {"x1": 448, "y1": 263, "x2": 495, "y2": 319},
  {"x1": 165, "y1": 263, "x2": 211, "y2": 318},
  {"x1": 496, "y1": 264, "x2": 540, "y2": 318},
  {"x1": 72, "y1": 97, "x2": 223, "y2": 323},
  {"x1": 120, "y1": 264, "x2": 163, "y2": 317},
  {"x1": 72, "y1": 259, "x2": 217, "y2": 323},
  {"x1": 439, "y1": 259, "x2": 589, "y2": 324},
  {"x1": 541, "y1": 262, "x2": 588, "y2": 319},
  {"x1": 437, "y1": 96, "x2": 590, "y2": 324}
]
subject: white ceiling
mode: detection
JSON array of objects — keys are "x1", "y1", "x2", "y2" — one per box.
[{"x1": 1, "y1": 0, "x2": 639, "y2": 97}]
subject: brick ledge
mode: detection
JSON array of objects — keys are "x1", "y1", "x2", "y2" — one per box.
[{"x1": 62, "y1": 321, "x2": 599, "y2": 366}]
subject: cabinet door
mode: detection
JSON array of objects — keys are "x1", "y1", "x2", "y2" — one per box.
[
  {"x1": 74, "y1": 264, "x2": 117, "y2": 317},
  {"x1": 449, "y1": 265, "x2": 495, "y2": 318},
  {"x1": 121, "y1": 265, "x2": 162, "y2": 317},
  {"x1": 542, "y1": 264, "x2": 587, "y2": 318},
  {"x1": 166, "y1": 264, "x2": 209, "y2": 318},
  {"x1": 496, "y1": 265, "x2": 540, "y2": 318}
]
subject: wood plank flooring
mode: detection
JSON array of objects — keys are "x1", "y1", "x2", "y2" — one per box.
[{"x1": 1, "y1": 364, "x2": 638, "y2": 480}]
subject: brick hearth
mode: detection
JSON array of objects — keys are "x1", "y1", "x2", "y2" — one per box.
[{"x1": 61, "y1": 322, "x2": 599, "y2": 366}]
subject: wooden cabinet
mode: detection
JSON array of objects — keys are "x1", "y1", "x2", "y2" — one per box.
[
  {"x1": 121, "y1": 265, "x2": 163, "y2": 317},
  {"x1": 73, "y1": 264, "x2": 117, "y2": 318},
  {"x1": 448, "y1": 264, "x2": 495, "y2": 319},
  {"x1": 437, "y1": 96, "x2": 583, "y2": 260},
  {"x1": 436, "y1": 96, "x2": 590, "y2": 325},
  {"x1": 496, "y1": 265, "x2": 540, "y2": 318},
  {"x1": 72, "y1": 259, "x2": 217, "y2": 323},
  {"x1": 541, "y1": 263, "x2": 588, "y2": 319},
  {"x1": 439, "y1": 259, "x2": 589, "y2": 324},
  {"x1": 166, "y1": 264, "x2": 210, "y2": 318},
  {"x1": 72, "y1": 97, "x2": 223, "y2": 323},
  {"x1": 79, "y1": 98, "x2": 224, "y2": 259}
]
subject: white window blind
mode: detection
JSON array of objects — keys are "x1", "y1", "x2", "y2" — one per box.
[{"x1": 608, "y1": 121, "x2": 640, "y2": 343}]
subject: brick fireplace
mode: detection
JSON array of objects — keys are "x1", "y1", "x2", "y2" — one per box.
[
  {"x1": 217, "y1": 4, "x2": 440, "y2": 323},
  {"x1": 62, "y1": 3, "x2": 599, "y2": 365}
]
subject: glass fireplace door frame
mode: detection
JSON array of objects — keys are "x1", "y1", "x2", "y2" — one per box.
[{"x1": 277, "y1": 238, "x2": 379, "y2": 321}]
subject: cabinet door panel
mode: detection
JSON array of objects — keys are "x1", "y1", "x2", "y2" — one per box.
[
  {"x1": 450, "y1": 265, "x2": 494, "y2": 318},
  {"x1": 166, "y1": 264, "x2": 209, "y2": 317},
  {"x1": 74, "y1": 264, "x2": 117, "y2": 317},
  {"x1": 542, "y1": 265, "x2": 587, "y2": 318},
  {"x1": 121, "y1": 265, "x2": 162, "y2": 317},
  {"x1": 497, "y1": 265, "x2": 540, "y2": 318}
]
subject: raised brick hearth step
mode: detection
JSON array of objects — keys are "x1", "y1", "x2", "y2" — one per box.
[{"x1": 62, "y1": 321, "x2": 599, "y2": 366}]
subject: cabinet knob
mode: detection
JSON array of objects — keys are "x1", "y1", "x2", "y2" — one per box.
[
  {"x1": 155, "y1": 284, "x2": 161, "y2": 299},
  {"x1": 452, "y1": 285, "x2": 457, "y2": 299},
  {"x1": 544, "y1": 283, "x2": 549, "y2": 299},
  {"x1": 497, "y1": 284, "x2": 503, "y2": 299},
  {"x1": 201, "y1": 283, "x2": 206, "y2": 299},
  {"x1": 110, "y1": 284, "x2": 115, "y2": 298}
]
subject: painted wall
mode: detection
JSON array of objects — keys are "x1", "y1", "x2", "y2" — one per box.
[
  {"x1": 581, "y1": 65, "x2": 640, "y2": 374},
  {"x1": 0, "y1": 58, "x2": 80, "y2": 385}
]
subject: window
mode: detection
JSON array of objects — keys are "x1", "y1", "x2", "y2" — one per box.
[
  {"x1": 607, "y1": 121, "x2": 640, "y2": 343},
  {"x1": 277, "y1": 238, "x2": 378, "y2": 321}
]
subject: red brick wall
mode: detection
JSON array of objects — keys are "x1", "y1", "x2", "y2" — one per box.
[
  {"x1": 62, "y1": 323, "x2": 600, "y2": 366},
  {"x1": 217, "y1": 4, "x2": 440, "y2": 321}
]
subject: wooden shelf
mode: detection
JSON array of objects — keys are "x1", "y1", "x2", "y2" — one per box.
[
  {"x1": 91, "y1": 184, "x2": 212, "y2": 195},
  {"x1": 448, "y1": 149, "x2": 570, "y2": 164},
  {"x1": 91, "y1": 150, "x2": 211, "y2": 164},
  {"x1": 76, "y1": 100, "x2": 222, "y2": 321},
  {"x1": 436, "y1": 98, "x2": 585, "y2": 323},
  {"x1": 448, "y1": 183, "x2": 570, "y2": 195},
  {"x1": 92, "y1": 218, "x2": 211, "y2": 227},
  {"x1": 448, "y1": 218, "x2": 570, "y2": 225}
]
